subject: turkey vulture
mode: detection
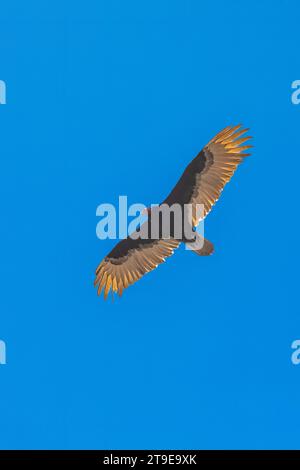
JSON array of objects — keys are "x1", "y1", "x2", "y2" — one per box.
[{"x1": 95, "y1": 125, "x2": 252, "y2": 299}]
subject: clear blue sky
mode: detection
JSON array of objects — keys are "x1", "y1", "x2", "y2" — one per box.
[{"x1": 0, "y1": 0, "x2": 300, "y2": 450}]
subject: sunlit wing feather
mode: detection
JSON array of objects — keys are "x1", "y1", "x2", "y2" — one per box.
[
  {"x1": 94, "y1": 236, "x2": 180, "y2": 299},
  {"x1": 190, "y1": 125, "x2": 252, "y2": 225},
  {"x1": 163, "y1": 125, "x2": 252, "y2": 226}
]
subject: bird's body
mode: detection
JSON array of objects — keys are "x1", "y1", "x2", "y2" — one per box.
[{"x1": 95, "y1": 125, "x2": 252, "y2": 299}]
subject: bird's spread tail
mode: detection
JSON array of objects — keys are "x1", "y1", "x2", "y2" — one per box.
[{"x1": 185, "y1": 234, "x2": 214, "y2": 256}]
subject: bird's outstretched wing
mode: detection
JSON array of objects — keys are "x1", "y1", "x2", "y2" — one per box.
[
  {"x1": 163, "y1": 125, "x2": 252, "y2": 226},
  {"x1": 94, "y1": 232, "x2": 180, "y2": 299}
]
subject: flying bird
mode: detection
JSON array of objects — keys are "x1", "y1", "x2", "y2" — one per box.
[{"x1": 95, "y1": 125, "x2": 252, "y2": 299}]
